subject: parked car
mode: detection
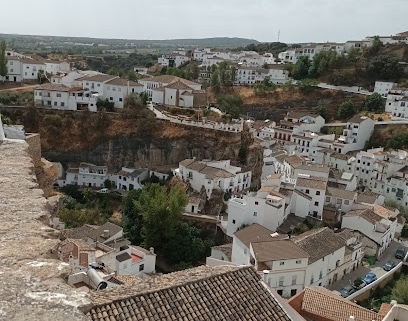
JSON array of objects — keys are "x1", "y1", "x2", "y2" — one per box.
[
  {"x1": 339, "y1": 285, "x2": 356, "y2": 298},
  {"x1": 383, "y1": 260, "x2": 396, "y2": 271},
  {"x1": 395, "y1": 247, "x2": 406, "y2": 260},
  {"x1": 352, "y1": 278, "x2": 366, "y2": 290},
  {"x1": 97, "y1": 188, "x2": 109, "y2": 193},
  {"x1": 362, "y1": 272, "x2": 377, "y2": 285}
]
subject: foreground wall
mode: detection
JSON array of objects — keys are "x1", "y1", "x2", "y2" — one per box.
[{"x1": 0, "y1": 139, "x2": 88, "y2": 320}]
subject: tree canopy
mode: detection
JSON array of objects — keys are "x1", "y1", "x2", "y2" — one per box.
[
  {"x1": 216, "y1": 94, "x2": 243, "y2": 118},
  {"x1": 338, "y1": 101, "x2": 356, "y2": 120},
  {"x1": 365, "y1": 55, "x2": 403, "y2": 81},
  {"x1": 134, "y1": 183, "x2": 188, "y2": 250},
  {"x1": 122, "y1": 189, "x2": 144, "y2": 245},
  {"x1": 0, "y1": 41, "x2": 7, "y2": 81},
  {"x1": 363, "y1": 93, "x2": 385, "y2": 112}
]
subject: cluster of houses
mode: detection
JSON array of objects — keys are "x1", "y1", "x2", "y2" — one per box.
[
  {"x1": 56, "y1": 162, "x2": 169, "y2": 190},
  {"x1": 58, "y1": 221, "x2": 156, "y2": 292}
]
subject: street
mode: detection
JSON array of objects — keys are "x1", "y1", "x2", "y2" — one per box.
[{"x1": 330, "y1": 240, "x2": 406, "y2": 292}]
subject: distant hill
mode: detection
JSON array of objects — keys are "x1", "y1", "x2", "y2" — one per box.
[{"x1": 0, "y1": 33, "x2": 259, "y2": 49}]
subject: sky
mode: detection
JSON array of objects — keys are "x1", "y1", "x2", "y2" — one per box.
[{"x1": 1, "y1": 0, "x2": 407, "y2": 43}]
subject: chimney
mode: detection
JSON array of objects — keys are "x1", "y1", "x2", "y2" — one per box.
[
  {"x1": 103, "y1": 230, "x2": 109, "y2": 238},
  {"x1": 149, "y1": 247, "x2": 155, "y2": 255},
  {"x1": 349, "y1": 316, "x2": 355, "y2": 321},
  {"x1": 262, "y1": 270, "x2": 270, "y2": 282}
]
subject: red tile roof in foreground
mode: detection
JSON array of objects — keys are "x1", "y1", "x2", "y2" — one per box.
[
  {"x1": 84, "y1": 266, "x2": 299, "y2": 321},
  {"x1": 288, "y1": 286, "x2": 382, "y2": 321}
]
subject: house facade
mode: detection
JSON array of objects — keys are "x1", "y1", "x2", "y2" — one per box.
[{"x1": 174, "y1": 159, "x2": 252, "y2": 199}]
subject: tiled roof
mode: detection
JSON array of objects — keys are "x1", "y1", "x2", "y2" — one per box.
[
  {"x1": 179, "y1": 159, "x2": 234, "y2": 179},
  {"x1": 165, "y1": 80, "x2": 192, "y2": 90},
  {"x1": 356, "y1": 191, "x2": 379, "y2": 204},
  {"x1": 211, "y1": 243, "x2": 232, "y2": 260},
  {"x1": 106, "y1": 78, "x2": 143, "y2": 87},
  {"x1": 288, "y1": 286, "x2": 382, "y2": 321},
  {"x1": 35, "y1": 83, "x2": 70, "y2": 92},
  {"x1": 293, "y1": 228, "x2": 345, "y2": 263},
  {"x1": 343, "y1": 209, "x2": 383, "y2": 224},
  {"x1": 138, "y1": 75, "x2": 200, "y2": 87},
  {"x1": 326, "y1": 187, "x2": 356, "y2": 200},
  {"x1": 234, "y1": 223, "x2": 279, "y2": 248},
  {"x1": 296, "y1": 175, "x2": 327, "y2": 190},
  {"x1": 85, "y1": 266, "x2": 295, "y2": 321},
  {"x1": 331, "y1": 152, "x2": 350, "y2": 160},
  {"x1": 297, "y1": 164, "x2": 330, "y2": 173},
  {"x1": 61, "y1": 224, "x2": 98, "y2": 241},
  {"x1": 286, "y1": 111, "x2": 317, "y2": 119},
  {"x1": 81, "y1": 74, "x2": 119, "y2": 82},
  {"x1": 347, "y1": 115, "x2": 371, "y2": 124},
  {"x1": 373, "y1": 204, "x2": 398, "y2": 219},
  {"x1": 88, "y1": 222, "x2": 123, "y2": 242},
  {"x1": 285, "y1": 154, "x2": 304, "y2": 166},
  {"x1": 251, "y1": 240, "x2": 309, "y2": 263}
]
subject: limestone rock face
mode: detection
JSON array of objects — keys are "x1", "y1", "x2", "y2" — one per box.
[{"x1": 0, "y1": 140, "x2": 88, "y2": 320}]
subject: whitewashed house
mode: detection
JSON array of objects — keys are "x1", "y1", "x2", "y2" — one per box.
[
  {"x1": 21, "y1": 57, "x2": 46, "y2": 81},
  {"x1": 324, "y1": 187, "x2": 356, "y2": 213},
  {"x1": 44, "y1": 60, "x2": 71, "y2": 75},
  {"x1": 384, "y1": 166, "x2": 408, "y2": 207},
  {"x1": 5, "y1": 56, "x2": 22, "y2": 82},
  {"x1": 335, "y1": 115, "x2": 375, "y2": 154},
  {"x1": 235, "y1": 65, "x2": 290, "y2": 85},
  {"x1": 175, "y1": 159, "x2": 251, "y2": 198},
  {"x1": 227, "y1": 186, "x2": 286, "y2": 236},
  {"x1": 114, "y1": 245, "x2": 156, "y2": 276},
  {"x1": 342, "y1": 207, "x2": 398, "y2": 257},
  {"x1": 58, "y1": 162, "x2": 108, "y2": 188},
  {"x1": 81, "y1": 74, "x2": 118, "y2": 97},
  {"x1": 158, "y1": 53, "x2": 190, "y2": 67},
  {"x1": 133, "y1": 66, "x2": 148, "y2": 75},
  {"x1": 293, "y1": 227, "x2": 348, "y2": 288},
  {"x1": 50, "y1": 71, "x2": 83, "y2": 87},
  {"x1": 104, "y1": 78, "x2": 144, "y2": 108},
  {"x1": 374, "y1": 81, "x2": 398, "y2": 97},
  {"x1": 115, "y1": 168, "x2": 149, "y2": 191},
  {"x1": 34, "y1": 84, "x2": 71, "y2": 109}
]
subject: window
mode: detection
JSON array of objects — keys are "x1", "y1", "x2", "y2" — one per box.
[
  {"x1": 110, "y1": 97, "x2": 113, "y2": 101},
  {"x1": 139, "y1": 264, "x2": 144, "y2": 271},
  {"x1": 118, "y1": 87, "x2": 121, "y2": 92},
  {"x1": 280, "y1": 261, "x2": 285, "y2": 266},
  {"x1": 326, "y1": 196, "x2": 330, "y2": 202},
  {"x1": 61, "y1": 102, "x2": 65, "y2": 107},
  {"x1": 337, "y1": 198, "x2": 342, "y2": 204},
  {"x1": 119, "y1": 98, "x2": 122, "y2": 102},
  {"x1": 56, "y1": 93, "x2": 61, "y2": 97},
  {"x1": 314, "y1": 201, "x2": 319, "y2": 206},
  {"x1": 253, "y1": 212, "x2": 257, "y2": 217},
  {"x1": 316, "y1": 191, "x2": 320, "y2": 195},
  {"x1": 277, "y1": 289, "x2": 283, "y2": 295},
  {"x1": 255, "y1": 201, "x2": 259, "y2": 205},
  {"x1": 296, "y1": 260, "x2": 301, "y2": 264},
  {"x1": 278, "y1": 276, "x2": 284, "y2": 286},
  {"x1": 97, "y1": 84, "x2": 100, "y2": 87},
  {"x1": 54, "y1": 101, "x2": 57, "y2": 106},
  {"x1": 113, "y1": 87, "x2": 116, "y2": 91},
  {"x1": 305, "y1": 189, "x2": 310, "y2": 194},
  {"x1": 10, "y1": 69, "x2": 13, "y2": 72},
  {"x1": 232, "y1": 219, "x2": 236, "y2": 224},
  {"x1": 344, "y1": 200, "x2": 349, "y2": 205},
  {"x1": 292, "y1": 275, "x2": 297, "y2": 285},
  {"x1": 319, "y1": 271, "x2": 323, "y2": 279}
]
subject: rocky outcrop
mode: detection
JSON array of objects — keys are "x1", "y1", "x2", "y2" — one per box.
[{"x1": 0, "y1": 140, "x2": 88, "y2": 320}]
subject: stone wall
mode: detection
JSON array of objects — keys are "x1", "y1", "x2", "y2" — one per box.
[
  {"x1": 0, "y1": 139, "x2": 88, "y2": 320},
  {"x1": 26, "y1": 133, "x2": 42, "y2": 167}
]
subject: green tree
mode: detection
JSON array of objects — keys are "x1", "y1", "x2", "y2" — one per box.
[
  {"x1": 59, "y1": 208, "x2": 102, "y2": 228},
  {"x1": 216, "y1": 94, "x2": 243, "y2": 118},
  {"x1": 139, "y1": 91, "x2": 149, "y2": 106},
  {"x1": 392, "y1": 276, "x2": 408, "y2": 304},
  {"x1": 163, "y1": 222, "x2": 206, "y2": 264},
  {"x1": 366, "y1": 55, "x2": 403, "y2": 80},
  {"x1": 37, "y1": 69, "x2": 46, "y2": 84},
  {"x1": 363, "y1": 92, "x2": 385, "y2": 112},
  {"x1": 387, "y1": 132, "x2": 408, "y2": 150},
  {"x1": 338, "y1": 101, "x2": 356, "y2": 120},
  {"x1": 122, "y1": 189, "x2": 144, "y2": 245},
  {"x1": 211, "y1": 71, "x2": 220, "y2": 94},
  {"x1": 104, "y1": 179, "x2": 112, "y2": 189},
  {"x1": 0, "y1": 41, "x2": 7, "y2": 83},
  {"x1": 315, "y1": 105, "x2": 327, "y2": 120},
  {"x1": 135, "y1": 183, "x2": 188, "y2": 250},
  {"x1": 292, "y1": 56, "x2": 311, "y2": 80}
]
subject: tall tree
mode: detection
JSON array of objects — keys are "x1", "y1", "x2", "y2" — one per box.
[
  {"x1": 134, "y1": 183, "x2": 188, "y2": 250},
  {"x1": 0, "y1": 41, "x2": 7, "y2": 83},
  {"x1": 122, "y1": 189, "x2": 144, "y2": 245},
  {"x1": 363, "y1": 93, "x2": 385, "y2": 112},
  {"x1": 338, "y1": 101, "x2": 356, "y2": 120}
]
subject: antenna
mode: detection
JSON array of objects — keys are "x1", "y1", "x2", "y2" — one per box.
[{"x1": 278, "y1": 30, "x2": 281, "y2": 42}]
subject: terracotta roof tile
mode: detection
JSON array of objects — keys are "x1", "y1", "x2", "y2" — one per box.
[
  {"x1": 326, "y1": 187, "x2": 356, "y2": 200},
  {"x1": 293, "y1": 228, "x2": 345, "y2": 263},
  {"x1": 296, "y1": 175, "x2": 327, "y2": 190},
  {"x1": 234, "y1": 223, "x2": 284, "y2": 247},
  {"x1": 343, "y1": 209, "x2": 383, "y2": 224},
  {"x1": 288, "y1": 286, "x2": 382, "y2": 321},
  {"x1": 251, "y1": 240, "x2": 309, "y2": 263},
  {"x1": 35, "y1": 83, "x2": 70, "y2": 92},
  {"x1": 84, "y1": 266, "x2": 295, "y2": 321}
]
